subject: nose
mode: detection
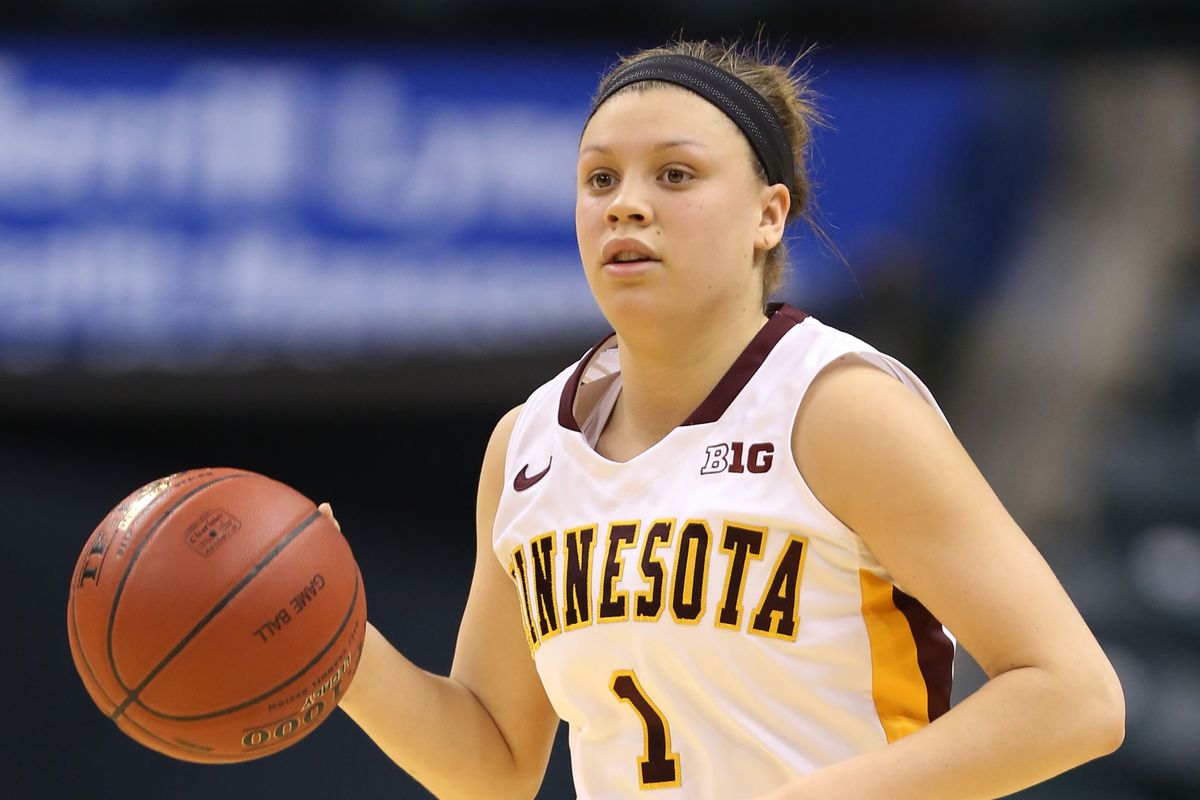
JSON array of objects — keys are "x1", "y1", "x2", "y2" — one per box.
[{"x1": 605, "y1": 180, "x2": 652, "y2": 226}]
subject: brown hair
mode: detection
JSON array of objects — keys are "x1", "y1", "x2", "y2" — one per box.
[{"x1": 594, "y1": 37, "x2": 829, "y2": 303}]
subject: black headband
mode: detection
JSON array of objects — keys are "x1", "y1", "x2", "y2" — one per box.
[{"x1": 588, "y1": 54, "x2": 795, "y2": 196}]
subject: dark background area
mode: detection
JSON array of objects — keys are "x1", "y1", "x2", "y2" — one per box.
[
  {"x1": 3, "y1": 1, "x2": 1198, "y2": 798},
  {"x1": 2, "y1": 0, "x2": 1198, "y2": 50}
]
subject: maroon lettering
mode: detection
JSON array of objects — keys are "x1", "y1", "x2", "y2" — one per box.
[
  {"x1": 748, "y1": 443, "x2": 774, "y2": 473},
  {"x1": 611, "y1": 670, "x2": 682, "y2": 787},
  {"x1": 729, "y1": 441, "x2": 745, "y2": 473},
  {"x1": 509, "y1": 546, "x2": 540, "y2": 649},
  {"x1": 529, "y1": 532, "x2": 561, "y2": 637},
  {"x1": 563, "y1": 526, "x2": 596, "y2": 629},
  {"x1": 717, "y1": 525, "x2": 766, "y2": 628},
  {"x1": 634, "y1": 521, "x2": 673, "y2": 620},
  {"x1": 751, "y1": 538, "x2": 807, "y2": 640},
  {"x1": 599, "y1": 523, "x2": 638, "y2": 621},
  {"x1": 701, "y1": 442, "x2": 773, "y2": 475},
  {"x1": 670, "y1": 522, "x2": 710, "y2": 622}
]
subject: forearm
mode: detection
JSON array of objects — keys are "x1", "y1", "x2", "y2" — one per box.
[
  {"x1": 338, "y1": 622, "x2": 529, "y2": 800},
  {"x1": 761, "y1": 664, "x2": 1124, "y2": 800}
]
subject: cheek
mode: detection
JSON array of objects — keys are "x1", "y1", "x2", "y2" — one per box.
[
  {"x1": 575, "y1": 199, "x2": 609, "y2": 269},
  {"x1": 676, "y1": 196, "x2": 742, "y2": 251},
  {"x1": 575, "y1": 195, "x2": 602, "y2": 238},
  {"x1": 675, "y1": 195, "x2": 759, "y2": 281}
]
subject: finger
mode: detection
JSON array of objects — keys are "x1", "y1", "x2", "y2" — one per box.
[{"x1": 317, "y1": 502, "x2": 342, "y2": 532}]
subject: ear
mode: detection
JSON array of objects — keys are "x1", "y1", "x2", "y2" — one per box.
[{"x1": 754, "y1": 183, "x2": 791, "y2": 253}]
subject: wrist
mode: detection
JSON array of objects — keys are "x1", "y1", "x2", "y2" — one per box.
[{"x1": 339, "y1": 620, "x2": 383, "y2": 713}]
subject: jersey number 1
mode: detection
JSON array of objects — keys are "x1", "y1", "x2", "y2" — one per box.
[{"x1": 610, "y1": 670, "x2": 682, "y2": 789}]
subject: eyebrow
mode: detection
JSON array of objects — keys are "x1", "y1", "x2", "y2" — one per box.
[
  {"x1": 580, "y1": 138, "x2": 709, "y2": 155},
  {"x1": 653, "y1": 138, "x2": 708, "y2": 151}
]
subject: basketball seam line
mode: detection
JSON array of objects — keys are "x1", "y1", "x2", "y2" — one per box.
[
  {"x1": 139, "y1": 570, "x2": 361, "y2": 722},
  {"x1": 72, "y1": 554, "x2": 216, "y2": 762},
  {"x1": 105, "y1": 472, "x2": 249, "y2": 693},
  {"x1": 109, "y1": 507, "x2": 322, "y2": 721}
]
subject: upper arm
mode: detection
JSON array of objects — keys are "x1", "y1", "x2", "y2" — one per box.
[
  {"x1": 792, "y1": 358, "x2": 1120, "y2": 694},
  {"x1": 449, "y1": 405, "x2": 559, "y2": 783}
]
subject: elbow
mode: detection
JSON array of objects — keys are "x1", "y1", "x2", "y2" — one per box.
[
  {"x1": 484, "y1": 773, "x2": 545, "y2": 800},
  {"x1": 1078, "y1": 659, "x2": 1126, "y2": 758},
  {"x1": 494, "y1": 768, "x2": 546, "y2": 800},
  {"x1": 1095, "y1": 671, "x2": 1126, "y2": 756},
  {"x1": 515, "y1": 778, "x2": 547, "y2": 800},
  {"x1": 446, "y1": 756, "x2": 544, "y2": 800},
  {"x1": 449, "y1": 772, "x2": 542, "y2": 800}
]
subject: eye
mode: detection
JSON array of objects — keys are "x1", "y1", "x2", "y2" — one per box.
[
  {"x1": 587, "y1": 170, "x2": 617, "y2": 190},
  {"x1": 661, "y1": 167, "x2": 691, "y2": 185}
]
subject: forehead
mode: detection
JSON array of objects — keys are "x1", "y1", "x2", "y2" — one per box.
[{"x1": 580, "y1": 85, "x2": 744, "y2": 154}]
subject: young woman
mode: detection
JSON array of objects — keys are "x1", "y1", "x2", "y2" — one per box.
[{"x1": 333, "y1": 40, "x2": 1125, "y2": 799}]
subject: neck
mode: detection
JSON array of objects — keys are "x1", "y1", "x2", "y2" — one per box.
[{"x1": 609, "y1": 301, "x2": 769, "y2": 447}]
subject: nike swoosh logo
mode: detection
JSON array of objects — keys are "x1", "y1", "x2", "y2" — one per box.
[{"x1": 513, "y1": 458, "x2": 552, "y2": 491}]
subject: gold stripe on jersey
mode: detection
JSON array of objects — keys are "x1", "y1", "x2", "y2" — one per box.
[
  {"x1": 509, "y1": 545, "x2": 540, "y2": 653},
  {"x1": 634, "y1": 519, "x2": 673, "y2": 622},
  {"x1": 598, "y1": 521, "x2": 639, "y2": 622},
  {"x1": 859, "y1": 569, "x2": 929, "y2": 742},
  {"x1": 562, "y1": 525, "x2": 597, "y2": 632},
  {"x1": 528, "y1": 531, "x2": 562, "y2": 642},
  {"x1": 715, "y1": 523, "x2": 767, "y2": 631},
  {"x1": 669, "y1": 520, "x2": 712, "y2": 624},
  {"x1": 749, "y1": 535, "x2": 808, "y2": 641}
]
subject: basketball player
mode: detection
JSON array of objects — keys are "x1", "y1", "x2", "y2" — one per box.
[{"x1": 332, "y1": 40, "x2": 1125, "y2": 799}]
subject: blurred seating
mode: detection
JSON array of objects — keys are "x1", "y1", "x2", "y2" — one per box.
[{"x1": 1086, "y1": 255, "x2": 1200, "y2": 795}]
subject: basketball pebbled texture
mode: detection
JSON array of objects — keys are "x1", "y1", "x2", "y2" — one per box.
[{"x1": 67, "y1": 468, "x2": 367, "y2": 763}]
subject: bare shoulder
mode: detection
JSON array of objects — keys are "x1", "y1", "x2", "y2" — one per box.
[
  {"x1": 477, "y1": 404, "x2": 526, "y2": 529},
  {"x1": 484, "y1": 404, "x2": 526, "y2": 463},
  {"x1": 788, "y1": 353, "x2": 994, "y2": 603},
  {"x1": 791, "y1": 355, "x2": 952, "y2": 522},
  {"x1": 795, "y1": 353, "x2": 935, "y2": 428}
]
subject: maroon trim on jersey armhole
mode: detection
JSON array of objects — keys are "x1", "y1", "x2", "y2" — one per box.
[
  {"x1": 682, "y1": 303, "x2": 808, "y2": 426},
  {"x1": 558, "y1": 332, "x2": 618, "y2": 432},
  {"x1": 891, "y1": 586, "x2": 954, "y2": 721}
]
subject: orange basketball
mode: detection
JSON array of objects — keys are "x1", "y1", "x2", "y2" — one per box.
[{"x1": 67, "y1": 468, "x2": 367, "y2": 763}]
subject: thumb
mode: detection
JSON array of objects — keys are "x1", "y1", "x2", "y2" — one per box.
[{"x1": 317, "y1": 502, "x2": 342, "y2": 533}]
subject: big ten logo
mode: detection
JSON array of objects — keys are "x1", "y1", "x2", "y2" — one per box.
[
  {"x1": 240, "y1": 700, "x2": 329, "y2": 750},
  {"x1": 700, "y1": 442, "x2": 774, "y2": 475}
]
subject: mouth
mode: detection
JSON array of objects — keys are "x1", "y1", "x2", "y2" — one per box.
[
  {"x1": 602, "y1": 254, "x2": 660, "y2": 278},
  {"x1": 602, "y1": 239, "x2": 661, "y2": 270},
  {"x1": 605, "y1": 254, "x2": 660, "y2": 266}
]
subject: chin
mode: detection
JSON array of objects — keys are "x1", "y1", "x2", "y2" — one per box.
[{"x1": 593, "y1": 285, "x2": 670, "y2": 329}]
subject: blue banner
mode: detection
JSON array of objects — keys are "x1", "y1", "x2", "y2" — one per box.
[{"x1": 0, "y1": 40, "x2": 984, "y2": 371}]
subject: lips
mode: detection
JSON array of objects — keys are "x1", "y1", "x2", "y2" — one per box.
[{"x1": 602, "y1": 238, "x2": 660, "y2": 266}]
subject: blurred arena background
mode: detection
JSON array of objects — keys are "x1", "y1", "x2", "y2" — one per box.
[{"x1": 3, "y1": 1, "x2": 1197, "y2": 797}]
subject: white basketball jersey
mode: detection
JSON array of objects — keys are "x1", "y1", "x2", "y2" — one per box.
[{"x1": 493, "y1": 305, "x2": 955, "y2": 800}]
